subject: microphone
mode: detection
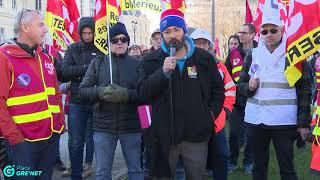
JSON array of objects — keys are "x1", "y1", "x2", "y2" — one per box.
[{"x1": 169, "y1": 41, "x2": 177, "y2": 57}]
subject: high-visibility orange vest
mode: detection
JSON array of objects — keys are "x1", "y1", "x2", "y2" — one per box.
[
  {"x1": 215, "y1": 61, "x2": 236, "y2": 133},
  {"x1": 0, "y1": 45, "x2": 65, "y2": 142},
  {"x1": 311, "y1": 142, "x2": 320, "y2": 173},
  {"x1": 311, "y1": 91, "x2": 320, "y2": 173},
  {"x1": 229, "y1": 48, "x2": 244, "y2": 83}
]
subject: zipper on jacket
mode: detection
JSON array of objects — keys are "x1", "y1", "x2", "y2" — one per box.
[{"x1": 115, "y1": 56, "x2": 120, "y2": 133}]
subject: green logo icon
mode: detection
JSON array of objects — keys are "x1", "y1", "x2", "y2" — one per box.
[{"x1": 3, "y1": 165, "x2": 15, "y2": 177}]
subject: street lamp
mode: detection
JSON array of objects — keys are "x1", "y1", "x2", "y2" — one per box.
[{"x1": 131, "y1": 20, "x2": 138, "y2": 43}]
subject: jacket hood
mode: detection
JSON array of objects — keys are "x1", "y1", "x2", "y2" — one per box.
[{"x1": 78, "y1": 17, "x2": 95, "y2": 41}]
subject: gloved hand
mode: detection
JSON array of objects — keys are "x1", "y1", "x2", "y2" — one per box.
[
  {"x1": 98, "y1": 85, "x2": 115, "y2": 101},
  {"x1": 103, "y1": 84, "x2": 129, "y2": 103}
]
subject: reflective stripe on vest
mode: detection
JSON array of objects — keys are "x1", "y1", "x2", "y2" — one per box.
[
  {"x1": 247, "y1": 98, "x2": 297, "y2": 106},
  {"x1": 6, "y1": 92, "x2": 47, "y2": 106},
  {"x1": 316, "y1": 72, "x2": 320, "y2": 83},
  {"x1": 260, "y1": 82, "x2": 292, "y2": 89},
  {"x1": 244, "y1": 43, "x2": 298, "y2": 125},
  {"x1": 12, "y1": 110, "x2": 52, "y2": 124},
  {"x1": 225, "y1": 81, "x2": 235, "y2": 89},
  {"x1": 225, "y1": 91, "x2": 236, "y2": 97},
  {"x1": 1, "y1": 47, "x2": 64, "y2": 141},
  {"x1": 6, "y1": 87, "x2": 60, "y2": 123},
  {"x1": 313, "y1": 106, "x2": 320, "y2": 136},
  {"x1": 232, "y1": 66, "x2": 242, "y2": 74}
]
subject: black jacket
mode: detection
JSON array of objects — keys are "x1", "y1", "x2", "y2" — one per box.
[
  {"x1": 62, "y1": 17, "x2": 103, "y2": 104},
  {"x1": 138, "y1": 47, "x2": 225, "y2": 177},
  {"x1": 62, "y1": 43, "x2": 103, "y2": 104},
  {"x1": 79, "y1": 53, "x2": 141, "y2": 134}
]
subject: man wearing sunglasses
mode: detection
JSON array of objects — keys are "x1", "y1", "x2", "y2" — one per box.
[
  {"x1": 138, "y1": 9, "x2": 225, "y2": 179},
  {"x1": 0, "y1": 9, "x2": 65, "y2": 179},
  {"x1": 237, "y1": 16, "x2": 311, "y2": 180},
  {"x1": 79, "y1": 22, "x2": 143, "y2": 180},
  {"x1": 225, "y1": 23, "x2": 257, "y2": 174}
]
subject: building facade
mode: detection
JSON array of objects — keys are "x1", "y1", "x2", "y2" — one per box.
[
  {"x1": 122, "y1": 13, "x2": 151, "y2": 47},
  {"x1": 0, "y1": 0, "x2": 46, "y2": 43},
  {"x1": 185, "y1": 0, "x2": 258, "y2": 57},
  {"x1": 0, "y1": 0, "x2": 151, "y2": 47}
]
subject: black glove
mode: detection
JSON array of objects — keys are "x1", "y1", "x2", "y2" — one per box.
[
  {"x1": 103, "y1": 84, "x2": 129, "y2": 103},
  {"x1": 98, "y1": 85, "x2": 115, "y2": 101}
]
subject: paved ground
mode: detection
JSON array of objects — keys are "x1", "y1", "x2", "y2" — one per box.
[
  {"x1": 52, "y1": 133, "x2": 128, "y2": 180},
  {"x1": 0, "y1": 134, "x2": 129, "y2": 180}
]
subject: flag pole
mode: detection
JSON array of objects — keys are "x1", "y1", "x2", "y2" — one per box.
[{"x1": 106, "y1": 1, "x2": 113, "y2": 84}]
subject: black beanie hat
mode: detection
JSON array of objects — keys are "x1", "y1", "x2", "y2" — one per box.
[{"x1": 109, "y1": 22, "x2": 130, "y2": 44}]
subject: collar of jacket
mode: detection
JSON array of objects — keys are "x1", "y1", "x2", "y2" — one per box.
[
  {"x1": 1, "y1": 39, "x2": 41, "y2": 58},
  {"x1": 161, "y1": 35, "x2": 195, "y2": 60},
  {"x1": 80, "y1": 41, "x2": 95, "y2": 50},
  {"x1": 14, "y1": 39, "x2": 38, "y2": 57},
  {"x1": 111, "y1": 51, "x2": 128, "y2": 58}
]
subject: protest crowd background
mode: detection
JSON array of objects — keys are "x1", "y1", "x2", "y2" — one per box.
[{"x1": 0, "y1": 0, "x2": 320, "y2": 180}]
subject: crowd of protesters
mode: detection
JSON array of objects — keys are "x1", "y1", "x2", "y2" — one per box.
[{"x1": 0, "y1": 7, "x2": 319, "y2": 180}]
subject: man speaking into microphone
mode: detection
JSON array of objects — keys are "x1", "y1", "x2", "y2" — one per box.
[{"x1": 138, "y1": 9, "x2": 225, "y2": 180}]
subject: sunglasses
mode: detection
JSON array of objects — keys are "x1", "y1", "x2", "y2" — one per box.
[
  {"x1": 110, "y1": 37, "x2": 129, "y2": 44},
  {"x1": 18, "y1": 8, "x2": 32, "y2": 25},
  {"x1": 261, "y1": 29, "x2": 278, "y2": 35}
]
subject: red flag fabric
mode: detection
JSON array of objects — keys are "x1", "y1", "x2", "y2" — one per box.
[
  {"x1": 245, "y1": 0, "x2": 253, "y2": 23},
  {"x1": 285, "y1": 0, "x2": 320, "y2": 86},
  {"x1": 253, "y1": 0, "x2": 288, "y2": 33},
  {"x1": 45, "y1": 0, "x2": 80, "y2": 49},
  {"x1": 63, "y1": 0, "x2": 80, "y2": 41},
  {"x1": 214, "y1": 37, "x2": 221, "y2": 57},
  {"x1": 170, "y1": 0, "x2": 185, "y2": 9}
]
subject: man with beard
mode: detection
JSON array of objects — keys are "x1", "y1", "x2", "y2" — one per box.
[
  {"x1": 138, "y1": 9, "x2": 225, "y2": 180},
  {"x1": 62, "y1": 17, "x2": 103, "y2": 179}
]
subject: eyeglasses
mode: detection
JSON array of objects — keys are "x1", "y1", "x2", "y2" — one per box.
[
  {"x1": 194, "y1": 40, "x2": 210, "y2": 47},
  {"x1": 18, "y1": 8, "x2": 32, "y2": 25},
  {"x1": 151, "y1": 37, "x2": 161, "y2": 41},
  {"x1": 238, "y1": 31, "x2": 250, "y2": 35},
  {"x1": 110, "y1": 37, "x2": 129, "y2": 44},
  {"x1": 261, "y1": 29, "x2": 278, "y2": 35}
]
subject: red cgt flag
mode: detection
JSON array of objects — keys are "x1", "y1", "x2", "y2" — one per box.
[
  {"x1": 170, "y1": 0, "x2": 185, "y2": 9},
  {"x1": 285, "y1": 0, "x2": 320, "y2": 86},
  {"x1": 45, "y1": 0, "x2": 80, "y2": 49},
  {"x1": 253, "y1": 0, "x2": 288, "y2": 36},
  {"x1": 245, "y1": 0, "x2": 253, "y2": 23},
  {"x1": 214, "y1": 37, "x2": 221, "y2": 58}
]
